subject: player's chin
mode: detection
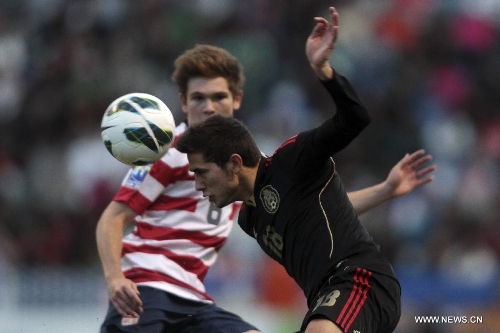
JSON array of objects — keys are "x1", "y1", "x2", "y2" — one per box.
[
  {"x1": 213, "y1": 201, "x2": 225, "y2": 208},
  {"x1": 212, "y1": 197, "x2": 229, "y2": 208}
]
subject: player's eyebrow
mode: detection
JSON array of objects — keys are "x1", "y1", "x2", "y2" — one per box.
[
  {"x1": 189, "y1": 167, "x2": 206, "y2": 174},
  {"x1": 190, "y1": 91, "x2": 229, "y2": 98}
]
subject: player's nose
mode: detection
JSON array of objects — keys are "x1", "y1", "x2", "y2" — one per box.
[
  {"x1": 195, "y1": 178, "x2": 205, "y2": 192},
  {"x1": 202, "y1": 99, "x2": 216, "y2": 113}
]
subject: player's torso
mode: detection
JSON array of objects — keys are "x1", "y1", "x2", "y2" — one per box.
[{"x1": 238, "y1": 155, "x2": 376, "y2": 299}]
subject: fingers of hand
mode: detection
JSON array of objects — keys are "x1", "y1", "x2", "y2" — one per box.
[
  {"x1": 411, "y1": 156, "x2": 434, "y2": 171},
  {"x1": 416, "y1": 175, "x2": 435, "y2": 186},
  {"x1": 407, "y1": 149, "x2": 426, "y2": 162},
  {"x1": 314, "y1": 17, "x2": 327, "y2": 24},
  {"x1": 112, "y1": 297, "x2": 141, "y2": 317},
  {"x1": 329, "y1": 6, "x2": 338, "y2": 23},
  {"x1": 329, "y1": 7, "x2": 339, "y2": 38},
  {"x1": 311, "y1": 19, "x2": 328, "y2": 36},
  {"x1": 416, "y1": 165, "x2": 437, "y2": 178},
  {"x1": 112, "y1": 287, "x2": 143, "y2": 315},
  {"x1": 312, "y1": 7, "x2": 339, "y2": 42},
  {"x1": 331, "y1": 26, "x2": 339, "y2": 43}
]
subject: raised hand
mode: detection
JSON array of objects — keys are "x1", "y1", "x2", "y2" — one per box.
[{"x1": 305, "y1": 6, "x2": 339, "y2": 80}]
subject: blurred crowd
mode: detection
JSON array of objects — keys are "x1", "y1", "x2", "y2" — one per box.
[{"x1": 0, "y1": 0, "x2": 499, "y2": 330}]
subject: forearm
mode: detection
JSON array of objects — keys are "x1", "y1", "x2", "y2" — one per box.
[
  {"x1": 319, "y1": 71, "x2": 371, "y2": 141},
  {"x1": 312, "y1": 73, "x2": 371, "y2": 157},
  {"x1": 96, "y1": 202, "x2": 132, "y2": 282},
  {"x1": 96, "y1": 222, "x2": 126, "y2": 282},
  {"x1": 347, "y1": 181, "x2": 394, "y2": 216}
]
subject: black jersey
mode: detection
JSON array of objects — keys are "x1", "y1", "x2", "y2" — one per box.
[{"x1": 238, "y1": 74, "x2": 397, "y2": 305}]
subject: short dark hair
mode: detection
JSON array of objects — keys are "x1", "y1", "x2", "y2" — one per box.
[{"x1": 176, "y1": 115, "x2": 261, "y2": 168}]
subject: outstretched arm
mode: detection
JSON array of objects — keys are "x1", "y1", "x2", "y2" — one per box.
[
  {"x1": 304, "y1": 6, "x2": 371, "y2": 159},
  {"x1": 348, "y1": 149, "x2": 436, "y2": 216}
]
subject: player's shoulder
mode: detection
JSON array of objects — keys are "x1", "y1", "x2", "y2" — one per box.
[{"x1": 175, "y1": 121, "x2": 188, "y2": 135}]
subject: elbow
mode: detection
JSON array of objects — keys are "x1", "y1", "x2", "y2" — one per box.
[
  {"x1": 360, "y1": 112, "x2": 371, "y2": 129},
  {"x1": 358, "y1": 102, "x2": 371, "y2": 128},
  {"x1": 353, "y1": 107, "x2": 371, "y2": 132}
]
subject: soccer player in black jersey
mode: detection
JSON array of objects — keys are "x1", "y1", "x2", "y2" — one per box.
[{"x1": 177, "y1": 6, "x2": 423, "y2": 333}]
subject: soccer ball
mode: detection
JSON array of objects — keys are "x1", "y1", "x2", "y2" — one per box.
[{"x1": 101, "y1": 92, "x2": 176, "y2": 166}]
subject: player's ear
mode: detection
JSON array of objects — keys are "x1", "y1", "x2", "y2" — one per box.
[
  {"x1": 232, "y1": 90, "x2": 243, "y2": 111},
  {"x1": 227, "y1": 154, "x2": 243, "y2": 174},
  {"x1": 179, "y1": 93, "x2": 188, "y2": 113}
]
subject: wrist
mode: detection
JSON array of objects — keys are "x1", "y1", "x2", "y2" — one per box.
[
  {"x1": 380, "y1": 179, "x2": 399, "y2": 200},
  {"x1": 312, "y1": 63, "x2": 334, "y2": 81},
  {"x1": 105, "y1": 269, "x2": 125, "y2": 282}
]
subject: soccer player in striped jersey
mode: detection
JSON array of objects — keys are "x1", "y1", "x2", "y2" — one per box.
[
  {"x1": 96, "y1": 8, "x2": 435, "y2": 333},
  {"x1": 96, "y1": 44, "x2": 261, "y2": 333},
  {"x1": 175, "y1": 6, "x2": 430, "y2": 333}
]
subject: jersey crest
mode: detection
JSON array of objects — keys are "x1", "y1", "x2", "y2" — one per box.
[{"x1": 260, "y1": 185, "x2": 280, "y2": 214}]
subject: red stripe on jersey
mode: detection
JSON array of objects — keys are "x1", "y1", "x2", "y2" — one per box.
[
  {"x1": 115, "y1": 186, "x2": 199, "y2": 213},
  {"x1": 170, "y1": 133, "x2": 183, "y2": 149},
  {"x1": 266, "y1": 135, "x2": 298, "y2": 169},
  {"x1": 229, "y1": 202, "x2": 242, "y2": 220},
  {"x1": 124, "y1": 267, "x2": 213, "y2": 301},
  {"x1": 149, "y1": 195, "x2": 198, "y2": 212},
  {"x1": 149, "y1": 160, "x2": 193, "y2": 186},
  {"x1": 114, "y1": 187, "x2": 151, "y2": 215},
  {"x1": 276, "y1": 135, "x2": 297, "y2": 151},
  {"x1": 336, "y1": 268, "x2": 372, "y2": 332},
  {"x1": 133, "y1": 221, "x2": 227, "y2": 251},
  {"x1": 122, "y1": 243, "x2": 211, "y2": 281}
]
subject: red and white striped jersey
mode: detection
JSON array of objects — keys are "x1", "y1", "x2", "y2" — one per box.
[{"x1": 113, "y1": 122, "x2": 241, "y2": 303}]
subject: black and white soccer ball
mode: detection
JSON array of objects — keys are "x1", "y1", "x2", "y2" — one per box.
[{"x1": 101, "y1": 93, "x2": 176, "y2": 166}]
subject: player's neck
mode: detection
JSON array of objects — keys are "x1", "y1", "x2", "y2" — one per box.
[{"x1": 238, "y1": 159, "x2": 260, "y2": 203}]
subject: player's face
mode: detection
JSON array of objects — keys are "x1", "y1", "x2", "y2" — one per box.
[
  {"x1": 187, "y1": 153, "x2": 239, "y2": 208},
  {"x1": 180, "y1": 77, "x2": 242, "y2": 126}
]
